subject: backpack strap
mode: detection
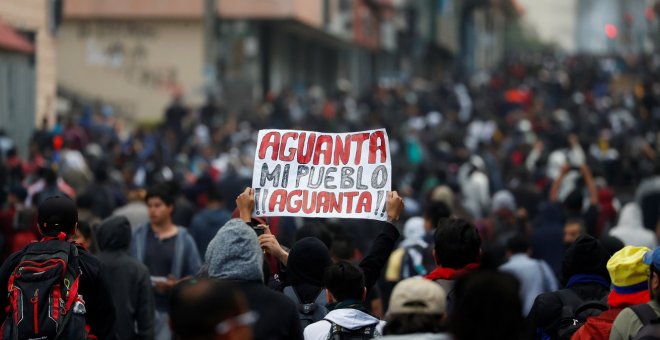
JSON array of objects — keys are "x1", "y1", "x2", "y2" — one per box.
[
  {"x1": 323, "y1": 319, "x2": 378, "y2": 339},
  {"x1": 631, "y1": 304, "x2": 660, "y2": 326},
  {"x1": 556, "y1": 289, "x2": 584, "y2": 311},
  {"x1": 283, "y1": 286, "x2": 301, "y2": 304}
]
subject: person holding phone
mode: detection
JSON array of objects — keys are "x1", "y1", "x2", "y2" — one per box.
[{"x1": 130, "y1": 184, "x2": 202, "y2": 340}]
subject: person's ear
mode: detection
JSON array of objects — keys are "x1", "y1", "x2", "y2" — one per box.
[
  {"x1": 653, "y1": 272, "x2": 660, "y2": 292},
  {"x1": 326, "y1": 289, "x2": 335, "y2": 304},
  {"x1": 362, "y1": 287, "x2": 367, "y2": 302}
]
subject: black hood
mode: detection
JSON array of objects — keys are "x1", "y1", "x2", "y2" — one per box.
[
  {"x1": 287, "y1": 237, "x2": 332, "y2": 286},
  {"x1": 561, "y1": 234, "x2": 611, "y2": 285},
  {"x1": 96, "y1": 215, "x2": 132, "y2": 252}
]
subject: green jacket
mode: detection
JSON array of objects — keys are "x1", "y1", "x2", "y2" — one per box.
[{"x1": 610, "y1": 300, "x2": 660, "y2": 340}]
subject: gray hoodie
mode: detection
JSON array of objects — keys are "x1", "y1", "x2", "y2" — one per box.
[{"x1": 205, "y1": 218, "x2": 264, "y2": 282}]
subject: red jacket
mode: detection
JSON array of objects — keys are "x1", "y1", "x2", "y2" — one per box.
[
  {"x1": 571, "y1": 308, "x2": 624, "y2": 340},
  {"x1": 572, "y1": 290, "x2": 650, "y2": 340}
]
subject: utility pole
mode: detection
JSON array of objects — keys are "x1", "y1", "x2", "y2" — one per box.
[{"x1": 204, "y1": 0, "x2": 219, "y2": 97}]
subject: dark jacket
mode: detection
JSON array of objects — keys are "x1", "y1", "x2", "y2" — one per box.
[
  {"x1": 96, "y1": 216, "x2": 155, "y2": 340},
  {"x1": 528, "y1": 235, "x2": 611, "y2": 338},
  {"x1": 240, "y1": 281, "x2": 303, "y2": 340},
  {"x1": 288, "y1": 222, "x2": 400, "y2": 304},
  {"x1": 528, "y1": 283, "x2": 610, "y2": 338},
  {"x1": 189, "y1": 208, "x2": 231, "y2": 257},
  {"x1": 0, "y1": 241, "x2": 118, "y2": 339}
]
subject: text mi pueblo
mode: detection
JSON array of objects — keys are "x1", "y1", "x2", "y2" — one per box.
[{"x1": 255, "y1": 130, "x2": 389, "y2": 216}]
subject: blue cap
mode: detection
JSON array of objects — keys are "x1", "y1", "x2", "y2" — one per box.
[{"x1": 642, "y1": 248, "x2": 660, "y2": 267}]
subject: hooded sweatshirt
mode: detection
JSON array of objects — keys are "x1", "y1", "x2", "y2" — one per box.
[
  {"x1": 286, "y1": 237, "x2": 332, "y2": 303},
  {"x1": 609, "y1": 203, "x2": 657, "y2": 249},
  {"x1": 205, "y1": 219, "x2": 302, "y2": 340},
  {"x1": 96, "y1": 216, "x2": 155, "y2": 340},
  {"x1": 304, "y1": 308, "x2": 381, "y2": 340},
  {"x1": 528, "y1": 235, "x2": 611, "y2": 338}
]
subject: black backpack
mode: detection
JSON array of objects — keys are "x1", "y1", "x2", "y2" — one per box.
[
  {"x1": 283, "y1": 286, "x2": 329, "y2": 329},
  {"x1": 1, "y1": 237, "x2": 91, "y2": 340},
  {"x1": 325, "y1": 320, "x2": 379, "y2": 340},
  {"x1": 555, "y1": 289, "x2": 609, "y2": 340},
  {"x1": 631, "y1": 304, "x2": 660, "y2": 340}
]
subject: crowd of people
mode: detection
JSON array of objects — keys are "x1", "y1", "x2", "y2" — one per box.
[{"x1": 0, "y1": 52, "x2": 658, "y2": 339}]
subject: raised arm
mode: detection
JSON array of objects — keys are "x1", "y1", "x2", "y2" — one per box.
[
  {"x1": 549, "y1": 164, "x2": 571, "y2": 203},
  {"x1": 359, "y1": 192, "x2": 404, "y2": 289}
]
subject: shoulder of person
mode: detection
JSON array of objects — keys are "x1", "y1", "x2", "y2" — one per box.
[
  {"x1": 302, "y1": 319, "x2": 331, "y2": 340},
  {"x1": 529, "y1": 291, "x2": 563, "y2": 318},
  {"x1": 0, "y1": 249, "x2": 26, "y2": 274}
]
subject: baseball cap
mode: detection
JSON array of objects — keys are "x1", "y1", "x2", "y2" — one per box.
[
  {"x1": 643, "y1": 248, "x2": 660, "y2": 269},
  {"x1": 38, "y1": 196, "x2": 78, "y2": 232},
  {"x1": 389, "y1": 277, "x2": 446, "y2": 315}
]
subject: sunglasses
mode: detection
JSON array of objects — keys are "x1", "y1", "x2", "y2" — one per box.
[{"x1": 216, "y1": 311, "x2": 259, "y2": 335}]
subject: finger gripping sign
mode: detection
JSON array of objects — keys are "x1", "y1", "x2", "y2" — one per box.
[{"x1": 252, "y1": 129, "x2": 392, "y2": 221}]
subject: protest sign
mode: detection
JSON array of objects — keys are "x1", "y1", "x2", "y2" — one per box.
[{"x1": 252, "y1": 129, "x2": 392, "y2": 221}]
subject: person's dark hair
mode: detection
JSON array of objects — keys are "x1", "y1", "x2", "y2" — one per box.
[
  {"x1": 324, "y1": 262, "x2": 365, "y2": 302},
  {"x1": 76, "y1": 192, "x2": 94, "y2": 210},
  {"x1": 564, "y1": 218, "x2": 586, "y2": 233},
  {"x1": 145, "y1": 184, "x2": 175, "y2": 206},
  {"x1": 76, "y1": 221, "x2": 99, "y2": 253},
  {"x1": 434, "y1": 218, "x2": 481, "y2": 269},
  {"x1": 42, "y1": 168, "x2": 57, "y2": 186},
  {"x1": 424, "y1": 201, "x2": 452, "y2": 230},
  {"x1": 38, "y1": 196, "x2": 78, "y2": 236},
  {"x1": 450, "y1": 271, "x2": 525, "y2": 340},
  {"x1": 563, "y1": 190, "x2": 584, "y2": 214},
  {"x1": 331, "y1": 235, "x2": 355, "y2": 261},
  {"x1": 207, "y1": 188, "x2": 224, "y2": 203},
  {"x1": 599, "y1": 235, "x2": 624, "y2": 256},
  {"x1": 650, "y1": 265, "x2": 660, "y2": 305},
  {"x1": 170, "y1": 278, "x2": 246, "y2": 340},
  {"x1": 93, "y1": 167, "x2": 109, "y2": 182},
  {"x1": 296, "y1": 222, "x2": 333, "y2": 250},
  {"x1": 506, "y1": 234, "x2": 529, "y2": 254},
  {"x1": 383, "y1": 314, "x2": 444, "y2": 335}
]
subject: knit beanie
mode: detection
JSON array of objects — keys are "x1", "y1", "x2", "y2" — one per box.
[
  {"x1": 205, "y1": 219, "x2": 264, "y2": 282},
  {"x1": 287, "y1": 237, "x2": 332, "y2": 286},
  {"x1": 561, "y1": 235, "x2": 611, "y2": 285}
]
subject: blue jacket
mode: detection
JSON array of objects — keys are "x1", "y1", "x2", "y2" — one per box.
[{"x1": 130, "y1": 224, "x2": 202, "y2": 279}]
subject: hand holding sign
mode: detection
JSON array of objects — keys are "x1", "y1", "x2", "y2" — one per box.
[
  {"x1": 236, "y1": 187, "x2": 255, "y2": 222},
  {"x1": 386, "y1": 191, "x2": 404, "y2": 222}
]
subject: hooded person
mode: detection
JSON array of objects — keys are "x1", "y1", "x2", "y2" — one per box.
[
  {"x1": 609, "y1": 203, "x2": 657, "y2": 249},
  {"x1": 283, "y1": 237, "x2": 333, "y2": 328},
  {"x1": 205, "y1": 219, "x2": 303, "y2": 340},
  {"x1": 572, "y1": 246, "x2": 651, "y2": 340},
  {"x1": 528, "y1": 235, "x2": 611, "y2": 339},
  {"x1": 96, "y1": 216, "x2": 155, "y2": 340},
  {"x1": 457, "y1": 156, "x2": 490, "y2": 219},
  {"x1": 386, "y1": 217, "x2": 433, "y2": 282}
]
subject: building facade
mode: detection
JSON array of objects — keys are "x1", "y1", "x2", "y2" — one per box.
[{"x1": 0, "y1": 0, "x2": 59, "y2": 155}]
